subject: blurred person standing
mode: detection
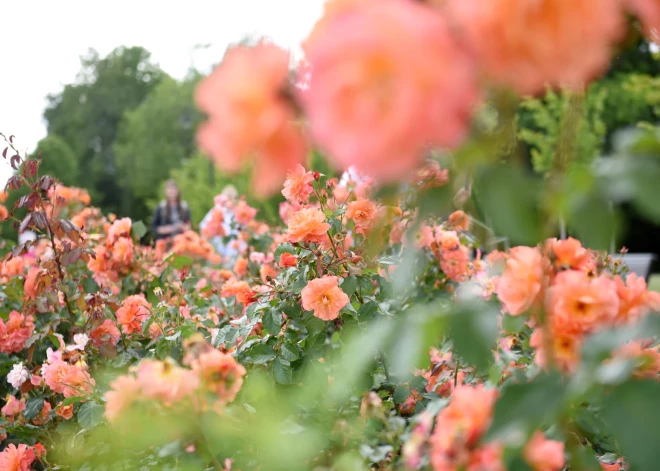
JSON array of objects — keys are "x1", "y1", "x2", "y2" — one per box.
[{"x1": 151, "y1": 180, "x2": 191, "y2": 241}]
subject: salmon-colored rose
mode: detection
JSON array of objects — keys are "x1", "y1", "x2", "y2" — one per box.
[
  {"x1": 287, "y1": 207, "x2": 331, "y2": 244},
  {"x1": 549, "y1": 237, "x2": 591, "y2": 271},
  {"x1": 496, "y1": 246, "x2": 545, "y2": 316},
  {"x1": 196, "y1": 43, "x2": 307, "y2": 197},
  {"x1": 524, "y1": 431, "x2": 565, "y2": 471},
  {"x1": 302, "y1": 0, "x2": 478, "y2": 182},
  {"x1": 90, "y1": 319, "x2": 121, "y2": 347},
  {"x1": 448, "y1": 210, "x2": 470, "y2": 232},
  {"x1": 107, "y1": 217, "x2": 132, "y2": 243},
  {"x1": 346, "y1": 198, "x2": 379, "y2": 232},
  {"x1": 23, "y1": 267, "x2": 42, "y2": 300},
  {"x1": 192, "y1": 349, "x2": 247, "y2": 405},
  {"x1": 116, "y1": 295, "x2": 151, "y2": 335},
  {"x1": 282, "y1": 164, "x2": 314, "y2": 204},
  {"x1": 0, "y1": 311, "x2": 35, "y2": 354},
  {"x1": 446, "y1": 0, "x2": 623, "y2": 94},
  {"x1": 301, "y1": 275, "x2": 350, "y2": 321},
  {"x1": 0, "y1": 443, "x2": 35, "y2": 471},
  {"x1": 56, "y1": 403, "x2": 74, "y2": 420},
  {"x1": 279, "y1": 252, "x2": 297, "y2": 268},
  {"x1": 221, "y1": 280, "x2": 256, "y2": 306}
]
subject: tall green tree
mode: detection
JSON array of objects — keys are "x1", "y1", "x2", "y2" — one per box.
[
  {"x1": 114, "y1": 73, "x2": 203, "y2": 222},
  {"x1": 32, "y1": 134, "x2": 79, "y2": 185},
  {"x1": 43, "y1": 47, "x2": 165, "y2": 215}
]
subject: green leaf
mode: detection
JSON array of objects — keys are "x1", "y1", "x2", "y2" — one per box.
[
  {"x1": 280, "y1": 343, "x2": 300, "y2": 361},
  {"x1": 23, "y1": 397, "x2": 44, "y2": 421},
  {"x1": 60, "y1": 395, "x2": 85, "y2": 407},
  {"x1": 273, "y1": 358, "x2": 294, "y2": 384},
  {"x1": 170, "y1": 255, "x2": 193, "y2": 270},
  {"x1": 474, "y1": 165, "x2": 541, "y2": 246},
  {"x1": 358, "y1": 302, "x2": 379, "y2": 322},
  {"x1": 246, "y1": 344, "x2": 276, "y2": 365},
  {"x1": 450, "y1": 300, "x2": 499, "y2": 372},
  {"x1": 131, "y1": 220, "x2": 147, "y2": 239},
  {"x1": 568, "y1": 192, "x2": 617, "y2": 251},
  {"x1": 263, "y1": 308, "x2": 283, "y2": 335},
  {"x1": 340, "y1": 276, "x2": 358, "y2": 297},
  {"x1": 303, "y1": 310, "x2": 326, "y2": 336},
  {"x1": 78, "y1": 401, "x2": 105, "y2": 430},
  {"x1": 487, "y1": 373, "x2": 565, "y2": 445},
  {"x1": 602, "y1": 380, "x2": 660, "y2": 470},
  {"x1": 393, "y1": 386, "x2": 411, "y2": 404},
  {"x1": 282, "y1": 302, "x2": 302, "y2": 319},
  {"x1": 418, "y1": 183, "x2": 453, "y2": 220}
]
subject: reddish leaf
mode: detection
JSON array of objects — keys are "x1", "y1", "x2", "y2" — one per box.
[
  {"x1": 2, "y1": 147, "x2": 7, "y2": 159},
  {"x1": 6, "y1": 176, "x2": 22, "y2": 191},
  {"x1": 32, "y1": 211, "x2": 48, "y2": 230},
  {"x1": 23, "y1": 159, "x2": 38, "y2": 178},
  {"x1": 38, "y1": 176, "x2": 53, "y2": 192},
  {"x1": 10, "y1": 154, "x2": 21, "y2": 170},
  {"x1": 18, "y1": 214, "x2": 32, "y2": 233},
  {"x1": 9, "y1": 135, "x2": 14, "y2": 143}
]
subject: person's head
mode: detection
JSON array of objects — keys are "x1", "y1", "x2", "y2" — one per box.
[
  {"x1": 164, "y1": 180, "x2": 181, "y2": 204},
  {"x1": 221, "y1": 185, "x2": 238, "y2": 200}
]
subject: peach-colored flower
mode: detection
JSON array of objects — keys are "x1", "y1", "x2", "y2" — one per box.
[
  {"x1": 616, "y1": 341, "x2": 660, "y2": 379},
  {"x1": 104, "y1": 374, "x2": 141, "y2": 422},
  {"x1": 530, "y1": 329, "x2": 582, "y2": 374},
  {"x1": 346, "y1": 198, "x2": 379, "y2": 232},
  {"x1": 0, "y1": 311, "x2": 35, "y2": 354},
  {"x1": 260, "y1": 264, "x2": 278, "y2": 283},
  {"x1": 196, "y1": 42, "x2": 307, "y2": 197},
  {"x1": 111, "y1": 237, "x2": 134, "y2": 266},
  {"x1": 549, "y1": 237, "x2": 591, "y2": 271},
  {"x1": 615, "y1": 273, "x2": 654, "y2": 324},
  {"x1": 546, "y1": 271, "x2": 619, "y2": 335},
  {"x1": 108, "y1": 217, "x2": 132, "y2": 243},
  {"x1": 233, "y1": 200, "x2": 258, "y2": 225},
  {"x1": 448, "y1": 210, "x2": 470, "y2": 232},
  {"x1": 446, "y1": 0, "x2": 623, "y2": 94},
  {"x1": 221, "y1": 280, "x2": 256, "y2": 306},
  {"x1": 56, "y1": 403, "x2": 74, "y2": 420},
  {"x1": 279, "y1": 252, "x2": 297, "y2": 268},
  {"x1": 23, "y1": 267, "x2": 41, "y2": 301},
  {"x1": 301, "y1": 275, "x2": 350, "y2": 321},
  {"x1": 0, "y1": 205, "x2": 9, "y2": 222},
  {"x1": 42, "y1": 354, "x2": 95, "y2": 398},
  {"x1": 1, "y1": 395, "x2": 25, "y2": 418},
  {"x1": 192, "y1": 349, "x2": 247, "y2": 405},
  {"x1": 116, "y1": 295, "x2": 151, "y2": 334},
  {"x1": 287, "y1": 207, "x2": 331, "y2": 244},
  {"x1": 1, "y1": 257, "x2": 25, "y2": 282},
  {"x1": 524, "y1": 431, "x2": 565, "y2": 471},
  {"x1": 234, "y1": 257, "x2": 248, "y2": 278},
  {"x1": 301, "y1": 0, "x2": 478, "y2": 182},
  {"x1": 496, "y1": 246, "x2": 545, "y2": 316},
  {"x1": 33, "y1": 443, "x2": 46, "y2": 458},
  {"x1": 202, "y1": 207, "x2": 226, "y2": 239},
  {"x1": 441, "y1": 246, "x2": 471, "y2": 283},
  {"x1": 0, "y1": 443, "x2": 35, "y2": 471},
  {"x1": 282, "y1": 164, "x2": 314, "y2": 204},
  {"x1": 136, "y1": 359, "x2": 199, "y2": 407},
  {"x1": 90, "y1": 319, "x2": 121, "y2": 347}
]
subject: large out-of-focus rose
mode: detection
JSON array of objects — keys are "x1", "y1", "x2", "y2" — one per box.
[
  {"x1": 196, "y1": 42, "x2": 307, "y2": 197},
  {"x1": 445, "y1": 0, "x2": 623, "y2": 94},
  {"x1": 301, "y1": 0, "x2": 478, "y2": 182}
]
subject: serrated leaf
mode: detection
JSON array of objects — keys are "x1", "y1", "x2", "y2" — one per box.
[
  {"x1": 280, "y1": 343, "x2": 300, "y2": 361},
  {"x1": 392, "y1": 386, "x2": 411, "y2": 404},
  {"x1": 273, "y1": 358, "x2": 294, "y2": 384},
  {"x1": 340, "y1": 276, "x2": 358, "y2": 297},
  {"x1": 23, "y1": 397, "x2": 44, "y2": 421},
  {"x1": 246, "y1": 344, "x2": 276, "y2": 365},
  {"x1": 263, "y1": 308, "x2": 283, "y2": 335},
  {"x1": 274, "y1": 243, "x2": 296, "y2": 260},
  {"x1": 78, "y1": 401, "x2": 105, "y2": 430}
]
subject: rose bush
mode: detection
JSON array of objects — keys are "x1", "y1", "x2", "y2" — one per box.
[{"x1": 2, "y1": 1, "x2": 660, "y2": 470}]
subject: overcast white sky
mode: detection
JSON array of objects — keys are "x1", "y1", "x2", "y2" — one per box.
[{"x1": 0, "y1": 0, "x2": 325, "y2": 183}]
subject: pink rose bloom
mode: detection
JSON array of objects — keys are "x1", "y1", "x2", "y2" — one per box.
[
  {"x1": 107, "y1": 217, "x2": 132, "y2": 243},
  {"x1": 301, "y1": 0, "x2": 478, "y2": 182},
  {"x1": 0, "y1": 443, "x2": 35, "y2": 471},
  {"x1": 524, "y1": 431, "x2": 565, "y2": 471},
  {"x1": 282, "y1": 164, "x2": 315, "y2": 204},
  {"x1": 1, "y1": 395, "x2": 25, "y2": 418},
  {"x1": 104, "y1": 374, "x2": 141, "y2": 422},
  {"x1": 233, "y1": 200, "x2": 258, "y2": 226},
  {"x1": 192, "y1": 349, "x2": 247, "y2": 405},
  {"x1": 441, "y1": 246, "x2": 471, "y2": 283},
  {"x1": 445, "y1": 0, "x2": 623, "y2": 94},
  {"x1": 495, "y1": 246, "x2": 545, "y2": 316},
  {"x1": 301, "y1": 275, "x2": 350, "y2": 321},
  {"x1": 0, "y1": 311, "x2": 35, "y2": 354},
  {"x1": 196, "y1": 42, "x2": 307, "y2": 197},
  {"x1": 136, "y1": 359, "x2": 199, "y2": 407}
]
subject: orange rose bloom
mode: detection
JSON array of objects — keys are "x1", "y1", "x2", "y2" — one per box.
[
  {"x1": 0, "y1": 444, "x2": 35, "y2": 471},
  {"x1": 282, "y1": 164, "x2": 314, "y2": 204},
  {"x1": 496, "y1": 246, "x2": 545, "y2": 316},
  {"x1": 107, "y1": 217, "x2": 132, "y2": 243},
  {"x1": 346, "y1": 198, "x2": 379, "y2": 232},
  {"x1": 446, "y1": 0, "x2": 623, "y2": 94},
  {"x1": 116, "y1": 295, "x2": 151, "y2": 335},
  {"x1": 524, "y1": 431, "x2": 565, "y2": 471},
  {"x1": 448, "y1": 210, "x2": 470, "y2": 232},
  {"x1": 287, "y1": 207, "x2": 331, "y2": 244},
  {"x1": 221, "y1": 280, "x2": 256, "y2": 306},
  {"x1": 301, "y1": 275, "x2": 350, "y2": 321},
  {"x1": 234, "y1": 257, "x2": 248, "y2": 278},
  {"x1": 23, "y1": 267, "x2": 42, "y2": 300},
  {"x1": 0, "y1": 205, "x2": 8, "y2": 221},
  {"x1": 546, "y1": 271, "x2": 619, "y2": 335},
  {"x1": 192, "y1": 349, "x2": 247, "y2": 405},
  {"x1": 549, "y1": 237, "x2": 591, "y2": 271},
  {"x1": 279, "y1": 252, "x2": 297, "y2": 268}
]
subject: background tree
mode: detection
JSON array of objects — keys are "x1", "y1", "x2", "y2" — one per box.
[
  {"x1": 114, "y1": 73, "x2": 203, "y2": 222},
  {"x1": 32, "y1": 134, "x2": 79, "y2": 185},
  {"x1": 43, "y1": 46, "x2": 165, "y2": 215}
]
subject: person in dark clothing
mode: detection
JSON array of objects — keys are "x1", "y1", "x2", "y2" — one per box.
[{"x1": 151, "y1": 180, "x2": 191, "y2": 241}]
